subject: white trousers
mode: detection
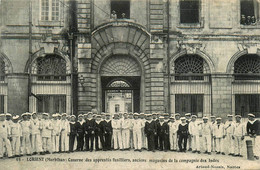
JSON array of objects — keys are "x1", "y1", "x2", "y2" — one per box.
[
  {"x1": 11, "y1": 136, "x2": 20, "y2": 155},
  {"x1": 31, "y1": 134, "x2": 42, "y2": 153},
  {"x1": 21, "y1": 134, "x2": 31, "y2": 154},
  {"x1": 129, "y1": 130, "x2": 134, "y2": 149},
  {"x1": 133, "y1": 130, "x2": 142, "y2": 150},
  {"x1": 215, "y1": 138, "x2": 223, "y2": 152},
  {"x1": 52, "y1": 135, "x2": 60, "y2": 152},
  {"x1": 234, "y1": 136, "x2": 243, "y2": 155},
  {"x1": 224, "y1": 134, "x2": 234, "y2": 154},
  {"x1": 61, "y1": 132, "x2": 69, "y2": 152},
  {"x1": 0, "y1": 136, "x2": 12, "y2": 157},
  {"x1": 192, "y1": 135, "x2": 200, "y2": 151},
  {"x1": 113, "y1": 130, "x2": 122, "y2": 149},
  {"x1": 42, "y1": 137, "x2": 52, "y2": 152},
  {"x1": 169, "y1": 131, "x2": 177, "y2": 150},
  {"x1": 211, "y1": 136, "x2": 216, "y2": 152},
  {"x1": 122, "y1": 129, "x2": 130, "y2": 149},
  {"x1": 203, "y1": 135, "x2": 211, "y2": 152}
]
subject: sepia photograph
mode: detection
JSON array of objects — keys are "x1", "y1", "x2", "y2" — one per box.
[{"x1": 0, "y1": 0, "x2": 260, "y2": 169}]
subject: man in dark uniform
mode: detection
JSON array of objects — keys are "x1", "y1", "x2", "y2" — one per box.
[
  {"x1": 177, "y1": 117, "x2": 189, "y2": 152},
  {"x1": 145, "y1": 113, "x2": 156, "y2": 152},
  {"x1": 84, "y1": 112, "x2": 96, "y2": 152},
  {"x1": 94, "y1": 115, "x2": 104, "y2": 151},
  {"x1": 75, "y1": 114, "x2": 85, "y2": 151},
  {"x1": 185, "y1": 113, "x2": 192, "y2": 151},
  {"x1": 158, "y1": 116, "x2": 169, "y2": 151},
  {"x1": 69, "y1": 115, "x2": 77, "y2": 152},
  {"x1": 152, "y1": 113, "x2": 159, "y2": 150},
  {"x1": 101, "y1": 113, "x2": 112, "y2": 151},
  {"x1": 162, "y1": 115, "x2": 170, "y2": 151}
]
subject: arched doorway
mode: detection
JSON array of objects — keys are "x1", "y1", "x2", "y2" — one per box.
[{"x1": 100, "y1": 55, "x2": 141, "y2": 113}]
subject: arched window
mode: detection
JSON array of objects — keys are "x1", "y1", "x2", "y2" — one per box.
[
  {"x1": 108, "y1": 80, "x2": 131, "y2": 88},
  {"x1": 32, "y1": 54, "x2": 67, "y2": 81},
  {"x1": 0, "y1": 58, "x2": 5, "y2": 81},
  {"x1": 174, "y1": 54, "x2": 210, "y2": 80},
  {"x1": 234, "y1": 54, "x2": 260, "y2": 80}
]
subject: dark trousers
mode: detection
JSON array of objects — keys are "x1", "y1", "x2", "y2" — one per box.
[
  {"x1": 85, "y1": 134, "x2": 94, "y2": 151},
  {"x1": 76, "y1": 133, "x2": 84, "y2": 151},
  {"x1": 69, "y1": 134, "x2": 76, "y2": 152},
  {"x1": 95, "y1": 133, "x2": 105, "y2": 150},
  {"x1": 178, "y1": 135, "x2": 188, "y2": 151},
  {"x1": 147, "y1": 133, "x2": 155, "y2": 151},
  {"x1": 164, "y1": 134, "x2": 170, "y2": 151},
  {"x1": 104, "y1": 133, "x2": 112, "y2": 150},
  {"x1": 154, "y1": 134, "x2": 159, "y2": 149}
]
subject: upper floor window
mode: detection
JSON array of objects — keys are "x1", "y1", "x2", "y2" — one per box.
[
  {"x1": 41, "y1": 0, "x2": 60, "y2": 21},
  {"x1": 180, "y1": 0, "x2": 199, "y2": 24},
  {"x1": 111, "y1": 0, "x2": 130, "y2": 19},
  {"x1": 0, "y1": 58, "x2": 5, "y2": 81},
  {"x1": 240, "y1": 0, "x2": 258, "y2": 25}
]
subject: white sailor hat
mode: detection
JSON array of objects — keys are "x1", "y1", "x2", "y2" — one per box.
[
  {"x1": 134, "y1": 113, "x2": 139, "y2": 116},
  {"x1": 210, "y1": 115, "x2": 216, "y2": 118},
  {"x1": 202, "y1": 117, "x2": 208, "y2": 120},
  {"x1": 101, "y1": 112, "x2": 106, "y2": 115},
  {"x1": 140, "y1": 113, "x2": 145, "y2": 115},
  {"x1": 248, "y1": 113, "x2": 255, "y2": 117},
  {"x1": 88, "y1": 112, "x2": 93, "y2": 115},
  {"x1": 78, "y1": 114, "x2": 83, "y2": 117},
  {"x1": 185, "y1": 113, "x2": 191, "y2": 116},
  {"x1": 21, "y1": 113, "x2": 27, "y2": 117},
  {"x1": 170, "y1": 116, "x2": 175, "y2": 119},
  {"x1": 62, "y1": 113, "x2": 67, "y2": 116},
  {"x1": 13, "y1": 115, "x2": 19, "y2": 119},
  {"x1": 235, "y1": 115, "x2": 242, "y2": 118},
  {"x1": 57, "y1": 113, "x2": 61, "y2": 117},
  {"x1": 31, "y1": 112, "x2": 37, "y2": 115},
  {"x1": 123, "y1": 112, "x2": 128, "y2": 115},
  {"x1": 216, "y1": 117, "x2": 222, "y2": 120},
  {"x1": 152, "y1": 112, "x2": 157, "y2": 115},
  {"x1": 227, "y1": 114, "x2": 233, "y2": 117},
  {"x1": 42, "y1": 113, "x2": 49, "y2": 116},
  {"x1": 180, "y1": 117, "x2": 186, "y2": 120},
  {"x1": 175, "y1": 113, "x2": 180, "y2": 116},
  {"x1": 146, "y1": 113, "x2": 152, "y2": 116},
  {"x1": 96, "y1": 115, "x2": 101, "y2": 118},
  {"x1": 71, "y1": 115, "x2": 76, "y2": 118},
  {"x1": 0, "y1": 113, "x2": 5, "y2": 117},
  {"x1": 105, "y1": 113, "x2": 111, "y2": 116},
  {"x1": 6, "y1": 113, "x2": 12, "y2": 117},
  {"x1": 128, "y1": 112, "x2": 133, "y2": 115},
  {"x1": 52, "y1": 114, "x2": 57, "y2": 117},
  {"x1": 159, "y1": 116, "x2": 164, "y2": 119},
  {"x1": 191, "y1": 115, "x2": 197, "y2": 118},
  {"x1": 83, "y1": 113, "x2": 88, "y2": 116}
]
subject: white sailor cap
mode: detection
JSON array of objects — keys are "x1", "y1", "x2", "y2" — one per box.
[
  {"x1": 56, "y1": 113, "x2": 61, "y2": 117},
  {"x1": 83, "y1": 113, "x2": 88, "y2": 116},
  {"x1": 170, "y1": 116, "x2": 175, "y2": 119},
  {"x1": 0, "y1": 113, "x2": 5, "y2": 117},
  {"x1": 88, "y1": 112, "x2": 93, "y2": 115},
  {"x1": 152, "y1": 112, "x2": 157, "y2": 115},
  {"x1": 185, "y1": 113, "x2": 191, "y2": 116},
  {"x1": 202, "y1": 117, "x2": 208, "y2": 120},
  {"x1": 159, "y1": 116, "x2": 164, "y2": 119},
  {"x1": 62, "y1": 113, "x2": 67, "y2": 116},
  {"x1": 71, "y1": 115, "x2": 76, "y2": 118},
  {"x1": 134, "y1": 113, "x2": 139, "y2": 116},
  {"x1": 13, "y1": 115, "x2": 19, "y2": 119},
  {"x1": 216, "y1": 117, "x2": 222, "y2": 120},
  {"x1": 180, "y1": 117, "x2": 186, "y2": 120},
  {"x1": 140, "y1": 113, "x2": 145, "y2": 115},
  {"x1": 6, "y1": 113, "x2": 12, "y2": 117},
  {"x1": 227, "y1": 114, "x2": 233, "y2": 117},
  {"x1": 146, "y1": 113, "x2": 152, "y2": 116},
  {"x1": 105, "y1": 113, "x2": 111, "y2": 116},
  {"x1": 21, "y1": 113, "x2": 27, "y2": 117},
  {"x1": 210, "y1": 115, "x2": 216, "y2": 118},
  {"x1": 31, "y1": 112, "x2": 37, "y2": 115},
  {"x1": 248, "y1": 113, "x2": 255, "y2": 118},
  {"x1": 42, "y1": 113, "x2": 49, "y2": 116},
  {"x1": 235, "y1": 115, "x2": 242, "y2": 118},
  {"x1": 78, "y1": 114, "x2": 83, "y2": 117},
  {"x1": 96, "y1": 115, "x2": 101, "y2": 118},
  {"x1": 52, "y1": 114, "x2": 57, "y2": 117},
  {"x1": 191, "y1": 115, "x2": 197, "y2": 118},
  {"x1": 175, "y1": 113, "x2": 180, "y2": 116}
]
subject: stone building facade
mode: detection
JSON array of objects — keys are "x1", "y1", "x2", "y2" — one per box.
[{"x1": 0, "y1": 0, "x2": 260, "y2": 119}]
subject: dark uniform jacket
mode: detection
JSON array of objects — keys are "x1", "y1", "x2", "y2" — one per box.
[
  {"x1": 69, "y1": 122, "x2": 77, "y2": 135},
  {"x1": 75, "y1": 121, "x2": 85, "y2": 134},
  {"x1": 101, "y1": 120, "x2": 112, "y2": 135},
  {"x1": 145, "y1": 121, "x2": 157, "y2": 135},
  {"x1": 247, "y1": 120, "x2": 260, "y2": 135},
  {"x1": 84, "y1": 119, "x2": 96, "y2": 134}
]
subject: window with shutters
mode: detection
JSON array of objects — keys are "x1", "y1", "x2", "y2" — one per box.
[
  {"x1": 235, "y1": 94, "x2": 260, "y2": 118},
  {"x1": 0, "y1": 95, "x2": 4, "y2": 113},
  {"x1": 37, "y1": 95, "x2": 66, "y2": 114},
  {"x1": 111, "y1": 0, "x2": 130, "y2": 19},
  {"x1": 180, "y1": 0, "x2": 200, "y2": 24},
  {"x1": 0, "y1": 58, "x2": 5, "y2": 81},
  {"x1": 40, "y1": 0, "x2": 60, "y2": 21},
  {"x1": 175, "y1": 94, "x2": 204, "y2": 117}
]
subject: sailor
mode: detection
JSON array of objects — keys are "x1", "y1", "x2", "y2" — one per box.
[
  {"x1": 0, "y1": 113, "x2": 13, "y2": 158},
  {"x1": 246, "y1": 113, "x2": 260, "y2": 160},
  {"x1": 185, "y1": 113, "x2": 192, "y2": 151},
  {"x1": 224, "y1": 114, "x2": 235, "y2": 155},
  {"x1": 168, "y1": 116, "x2": 178, "y2": 151},
  {"x1": 41, "y1": 113, "x2": 53, "y2": 154},
  {"x1": 20, "y1": 113, "x2": 31, "y2": 156},
  {"x1": 112, "y1": 113, "x2": 122, "y2": 150},
  {"x1": 139, "y1": 113, "x2": 147, "y2": 150},
  {"x1": 30, "y1": 112, "x2": 43, "y2": 155},
  {"x1": 201, "y1": 117, "x2": 212, "y2": 154},
  {"x1": 132, "y1": 113, "x2": 143, "y2": 152},
  {"x1": 144, "y1": 113, "x2": 156, "y2": 152},
  {"x1": 60, "y1": 113, "x2": 70, "y2": 153},
  {"x1": 51, "y1": 113, "x2": 60, "y2": 154},
  {"x1": 75, "y1": 114, "x2": 85, "y2": 151},
  {"x1": 175, "y1": 113, "x2": 181, "y2": 150},
  {"x1": 210, "y1": 115, "x2": 216, "y2": 152},
  {"x1": 189, "y1": 115, "x2": 201, "y2": 153},
  {"x1": 84, "y1": 112, "x2": 96, "y2": 152},
  {"x1": 10, "y1": 115, "x2": 22, "y2": 157},
  {"x1": 68, "y1": 115, "x2": 77, "y2": 152},
  {"x1": 128, "y1": 113, "x2": 134, "y2": 149},
  {"x1": 121, "y1": 113, "x2": 130, "y2": 150},
  {"x1": 94, "y1": 115, "x2": 104, "y2": 151},
  {"x1": 233, "y1": 115, "x2": 245, "y2": 157},
  {"x1": 157, "y1": 116, "x2": 165, "y2": 151},
  {"x1": 177, "y1": 117, "x2": 189, "y2": 152},
  {"x1": 101, "y1": 113, "x2": 112, "y2": 151},
  {"x1": 213, "y1": 117, "x2": 225, "y2": 155}
]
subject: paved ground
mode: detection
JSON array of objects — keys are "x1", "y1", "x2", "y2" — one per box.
[{"x1": 0, "y1": 150, "x2": 259, "y2": 170}]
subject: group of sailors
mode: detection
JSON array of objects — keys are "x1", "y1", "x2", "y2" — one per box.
[{"x1": 0, "y1": 111, "x2": 259, "y2": 160}]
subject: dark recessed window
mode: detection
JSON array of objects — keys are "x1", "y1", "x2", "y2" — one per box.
[
  {"x1": 180, "y1": 0, "x2": 199, "y2": 24},
  {"x1": 37, "y1": 95, "x2": 66, "y2": 113},
  {"x1": 111, "y1": 0, "x2": 130, "y2": 19},
  {"x1": 235, "y1": 94, "x2": 260, "y2": 118},
  {"x1": 240, "y1": 0, "x2": 257, "y2": 25}
]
